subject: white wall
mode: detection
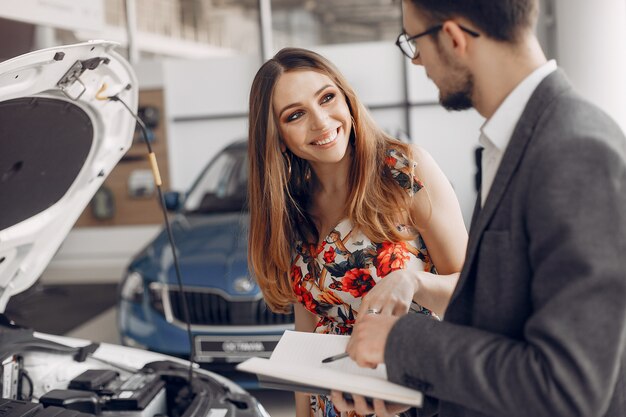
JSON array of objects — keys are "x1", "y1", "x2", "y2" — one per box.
[
  {"x1": 162, "y1": 54, "x2": 258, "y2": 189},
  {"x1": 315, "y1": 42, "x2": 407, "y2": 107},
  {"x1": 553, "y1": 0, "x2": 626, "y2": 134}
]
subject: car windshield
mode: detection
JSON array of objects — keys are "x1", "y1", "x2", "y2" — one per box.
[{"x1": 183, "y1": 147, "x2": 248, "y2": 214}]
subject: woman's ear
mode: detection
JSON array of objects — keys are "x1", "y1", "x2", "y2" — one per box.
[{"x1": 279, "y1": 141, "x2": 287, "y2": 153}]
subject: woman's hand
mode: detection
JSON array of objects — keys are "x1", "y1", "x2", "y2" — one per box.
[{"x1": 360, "y1": 269, "x2": 418, "y2": 317}]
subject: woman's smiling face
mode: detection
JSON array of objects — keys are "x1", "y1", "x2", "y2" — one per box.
[{"x1": 272, "y1": 69, "x2": 352, "y2": 168}]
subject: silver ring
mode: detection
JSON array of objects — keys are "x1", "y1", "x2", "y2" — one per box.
[{"x1": 366, "y1": 308, "x2": 380, "y2": 315}]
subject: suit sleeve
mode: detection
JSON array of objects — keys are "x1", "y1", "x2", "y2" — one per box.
[{"x1": 385, "y1": 126, "x2": 626, "y2": 417}]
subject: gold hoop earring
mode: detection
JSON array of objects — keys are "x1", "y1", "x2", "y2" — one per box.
[{"x1": 282, "y1": 151, "x2": 292, "y2": 180}]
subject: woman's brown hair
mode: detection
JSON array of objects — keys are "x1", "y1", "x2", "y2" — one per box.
[{"x1": 248, "y1": 47, "x2": 416, "y2": 312}]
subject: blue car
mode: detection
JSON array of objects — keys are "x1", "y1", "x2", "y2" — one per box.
[{"x1": 118, "y1": 140, "x2": 293, "y2": 386}]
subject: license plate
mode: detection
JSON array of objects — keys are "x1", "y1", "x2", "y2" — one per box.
[{"x1": 194, "y1": 335, "x2": 281, "y2": 363}]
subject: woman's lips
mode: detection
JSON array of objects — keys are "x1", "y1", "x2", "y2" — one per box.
[{"x1": 312, "y1": 127, "x2": 340, "y2": 146}]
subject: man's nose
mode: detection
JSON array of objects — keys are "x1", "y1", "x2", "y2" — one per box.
[{"x1": 411, "y1": 54, "x2": 423, "y2": 66}]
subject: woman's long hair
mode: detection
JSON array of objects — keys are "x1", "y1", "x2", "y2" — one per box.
[{"x1": 248, "y1": 48, "x2": 416, "y2": 312}]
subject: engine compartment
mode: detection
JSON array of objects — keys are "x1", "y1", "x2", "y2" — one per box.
[{"x1": 0, "y1": 321, "x2": 265, "y2": 417}]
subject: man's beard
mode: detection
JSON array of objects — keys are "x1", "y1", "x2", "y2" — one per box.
[
  {"x1": 440, "y1": 72, "x2": 474, "y2": 111},
  {"x1": 437, "y1": 45, "x2": 475, "y2": 111}
]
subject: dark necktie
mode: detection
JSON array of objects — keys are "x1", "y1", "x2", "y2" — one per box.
[
  {"x1": 469, "y1": 147, "x2": 485, "y2": 232},
  {"x1": 474, "y1": 146, "x2": 484, "y2": 193}
]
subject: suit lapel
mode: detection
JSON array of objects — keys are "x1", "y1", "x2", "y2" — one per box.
[
  {"x1": 467, "y1": 191, "x2": 482, "y2": 241},
  {"x1": 449, "y1": 70, "x2": 573, "y2": 306}
]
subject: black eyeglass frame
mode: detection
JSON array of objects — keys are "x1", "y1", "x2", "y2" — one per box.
[{"x1": 395, "y1": 24, "x2": 481, "y2": 59}]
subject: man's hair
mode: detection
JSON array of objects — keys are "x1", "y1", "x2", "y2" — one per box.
[{"x1": 408, "y1": 0, "x2": 539, "y2": 42}]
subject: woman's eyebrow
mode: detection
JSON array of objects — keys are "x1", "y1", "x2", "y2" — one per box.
[{"x1": 278, "y1": 84, "x2": 333, "y2": 117}]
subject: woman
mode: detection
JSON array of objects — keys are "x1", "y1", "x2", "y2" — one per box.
[{"x1": 248, "y1": 47, "x2": 467, "y2": 417}]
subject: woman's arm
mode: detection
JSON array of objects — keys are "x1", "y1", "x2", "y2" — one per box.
[
  {"x1": 409, "y1": 145, "x2": 467, "y2": 315},
  {"x1": 406, "y1": 145, "x2": 467, "y2": 316},
  {"x1": 293, "y1": 303, "x2": 318, "y2": 417},
  {"x1": 409, "y1": 144, "x2": 467, "y2": 275},
  {"x1": 360, "y1": 145, "x2": 467, "y2": 318}
]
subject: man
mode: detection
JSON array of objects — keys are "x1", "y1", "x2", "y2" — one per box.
[{"x1": 332, "y1": 0, "x2": 626, "y2": 416}]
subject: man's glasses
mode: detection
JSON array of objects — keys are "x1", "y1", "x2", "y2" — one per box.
[{"x1": 395, "y1": 24, "x2": 480, "y2": 59}]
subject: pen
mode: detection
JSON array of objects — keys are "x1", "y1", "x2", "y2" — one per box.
[
  {"x1": 321, "y1": 308, "x2": 380, "y2": 364},
  {"x1": 321, "y1": 352, "x2": 349, "y2": 363}
]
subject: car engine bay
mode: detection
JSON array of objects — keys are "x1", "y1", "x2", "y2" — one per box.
[{"x1": 0, "y1": 318, "x2": 267, "y2": 417}]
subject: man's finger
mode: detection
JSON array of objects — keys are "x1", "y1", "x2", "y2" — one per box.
[
  {"x1": 373, "y1": 398, "x2": 392, "y2": 417},
  {"x1": 329, "y1": 391, "x2": 352, "y2": 411},
  {"x1": 351, "y1": 394, "x2": 374, "y2": 415}
]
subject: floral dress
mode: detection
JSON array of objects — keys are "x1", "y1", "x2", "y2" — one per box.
[{"x1": 290, "y1": 149, "x2": 436, "y2": 417}]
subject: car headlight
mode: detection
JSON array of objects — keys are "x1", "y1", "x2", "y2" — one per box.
[
  {"x1": 148, "y1": 282, "x2": 166, "y2": 316},
  {"x1": 120, "y1": 271, "x2": 144, "y2": 303}
]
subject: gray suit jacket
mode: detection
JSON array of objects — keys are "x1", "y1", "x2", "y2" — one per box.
[{"x1": 386, "y1": 70, "x2": 626, "y2": 417}]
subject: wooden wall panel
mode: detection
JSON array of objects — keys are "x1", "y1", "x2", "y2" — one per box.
[{"x1": 75, "y1": 89, "x2": 170, "y2": 227}]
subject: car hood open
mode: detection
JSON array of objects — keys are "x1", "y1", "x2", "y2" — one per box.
[{"x1": 0, "y1": 41, "x2": 137, "y2": 312}]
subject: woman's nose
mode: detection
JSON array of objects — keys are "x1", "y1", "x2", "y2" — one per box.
[{"x1": 310, "y1": 107, "x2": 330, "y2": 130}]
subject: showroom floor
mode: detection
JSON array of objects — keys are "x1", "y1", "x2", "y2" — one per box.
[{"x1": 6, "y1": 282, "x2": 294, "y2": 416}]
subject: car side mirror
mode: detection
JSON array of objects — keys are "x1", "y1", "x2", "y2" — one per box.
[{"x1": 164, "y1": 191, "x2": 183, "y2": 211}]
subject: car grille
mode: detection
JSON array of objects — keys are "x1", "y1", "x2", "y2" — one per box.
[{"x1": 168, "y1": 289, "x2": 293, "y2": 326}]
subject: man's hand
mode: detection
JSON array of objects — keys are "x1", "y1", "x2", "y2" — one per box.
[
  {"x1": 346, "y1": 313, "x2": 400, "y2": 368},
  {"x1": 330, "y1": 392, "x2": 411, "y2": 416},
  {"x1": 330, "y1": 314, "x2": 408, "y2": 415}
]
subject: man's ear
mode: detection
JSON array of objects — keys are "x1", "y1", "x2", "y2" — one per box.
[{"x1": 442, "y1": 20, "x2": 470, "y2": 58}]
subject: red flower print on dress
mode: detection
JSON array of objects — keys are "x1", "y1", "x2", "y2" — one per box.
[
  {"x1": 301, "y1": 291, "x2": 319, "y2": 313},
  {"x1": 318, "y1": 290, "x2": 344, "y2": 305},
  {"x1": 341, "y1": 268, "x2": 375, "y2": 298},
  {"x1": 292, "y1": 279, "x2": 319, "y2": 314},
  {"x1": 315, "y1": 316, "x2": 334, "y2": 333},
  {"x1": 385, "y1": 155, "x2": 397, "y2": 167},
  {"x1": 336, "y1": 313, "x2": 356, "y2": 334},
  {"x1": 307, "y1": 241, "x2": 326, "y2": 257},
  {"x1": 328, "y1": 279, "x2": 343, "y2": 290},
  {"x1": 292, "y1": 266, "x2": 309, "y2": 303},
  {"x1": 376, "y1": 241, "x2": 411, "y2": 278},
  {"x1": 292, "y1": 279, "x2": 305, "y2": 298},
  {"x1": 290, "y1": 265, "x2": 303, "y2": 284},
  {"x1": 323, "y1": 246, "x2": 336, "y2": 263}
]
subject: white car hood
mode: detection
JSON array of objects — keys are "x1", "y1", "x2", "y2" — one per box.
[{"x1": 0, "y1": 41, "x2": 137, "y2": 312}]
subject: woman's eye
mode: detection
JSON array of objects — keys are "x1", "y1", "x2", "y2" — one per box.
[
  {"x1": 321, "y1": 93, "x2": 335, "y2": 104},
  {"x1": 286, "y1": 111, "x2": 304, "y2": 122}
]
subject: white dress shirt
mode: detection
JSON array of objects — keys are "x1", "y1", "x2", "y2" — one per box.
[{"x1": 479, "y1": 60, "x2": 558, "y2": 206}]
